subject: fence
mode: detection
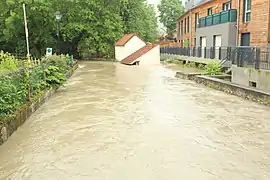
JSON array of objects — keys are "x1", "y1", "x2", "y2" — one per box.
[
  {"x1": 160, "y1": 46, "x2": 270, "y2": 70},
  {"x1": 160, "y1": 46, "x2": 231, "y2": 60},
  {"x1": 0, "y1": 66, "x2": 46, "y2": 115},
  {"x1": 0, "y1": 55, "x2": 74, "y2": 115}
]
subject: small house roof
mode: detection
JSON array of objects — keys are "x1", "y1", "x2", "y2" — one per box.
[{"x1": 114, "y1": 33, "x2": 145, "y2": 46}]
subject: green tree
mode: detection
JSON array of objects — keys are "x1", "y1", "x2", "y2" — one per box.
[
  {"x1": 0, "y1": 0, "x2": 158, "y2": 58},
  {"x1": 157, "y1": 0, "x2": 184, "y2": 33},
  {"x1": 119, "y1": 0, "x2": 158, "y2": 42}
]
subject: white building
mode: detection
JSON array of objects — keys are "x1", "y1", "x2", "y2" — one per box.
[{"x1": 114, "y1": 33, "x2": 160, "y2": 66}]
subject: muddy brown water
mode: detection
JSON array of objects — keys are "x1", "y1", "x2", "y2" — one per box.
[{"x1": 0, "y1": 61, "x2": 270, "y2": 180}]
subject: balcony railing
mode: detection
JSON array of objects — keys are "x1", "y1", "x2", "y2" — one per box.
[{"x1": 199, "y1": 9, "x2": 237, "y2": 28}]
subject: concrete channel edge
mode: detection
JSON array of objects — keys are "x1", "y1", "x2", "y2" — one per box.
[{"x1": 175, "y1": 71, "x2": 270, "y2": 106}]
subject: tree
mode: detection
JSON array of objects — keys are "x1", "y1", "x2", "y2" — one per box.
[
  {"x1": 157, "y1": 0, "x2": 185, "y2": 33},
  {"x1": 119, "y1": 0, "x2": 158, "y2": 42},
  {"x1": 0, "y1": 0, "x2": 158, "y2": 58}
]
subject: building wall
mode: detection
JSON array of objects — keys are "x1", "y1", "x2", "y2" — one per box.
[
  {"x1": 115, "y1": 36, "x2": 146, "y2": 61},
  {"x1": 237, "y1": 0, "x2": 270, "y2": 47},
  {"x1": 232, "y1": 65, "x2": 270, "y2": 93},
  {"x1": 177, "y1": 0, "x2": 270, "y2": 47},
  {"x1": 177, "y1": 0, "x2": 233, "y2": 47},
  {"x1": 196, "y1": 22, "x2": 237, "y2": 47},
  {"x1": 136, "y1": 45, "x2": 160, "y2": 66}
]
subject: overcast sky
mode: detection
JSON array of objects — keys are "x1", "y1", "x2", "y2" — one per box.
[
  {"x1": 147, "y1": 0, "x2": 160, "y2": 4},
  {"x1": 147, "y1": 0, "x2": 186, "y2": 34}
]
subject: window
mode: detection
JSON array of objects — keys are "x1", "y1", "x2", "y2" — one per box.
[
  {"x1": 243, "y1": 0, "x2": 251, "y2": 22},
  {"x1": 241, "y1": 33, "x2": 250, "y2": 46},
  {"x1": 187, "y1": 16, "x2": 190, "y2": 33},
  {"x1": 195, "y1": 13, "x2": 199, "y2": 31},
  {"x1": 181, "y1": 20, "x2": 183, "y2": 36},
  {"x1": 184, "y1": 18, "x2": 186, "y2": 34},
  {"x1": 207, "y1": 7, "x2": 213, "y2": 15},
  {"x1": 222, "y1": 1, "x2": 231, "y2": 11},
  {"x1": 178, "y1": 22, "x2": 181, "y2": 37}
]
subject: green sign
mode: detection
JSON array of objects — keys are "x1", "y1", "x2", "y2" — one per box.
[{"x1": 46, "y1": 48, "x2": 52, "y2": 56}]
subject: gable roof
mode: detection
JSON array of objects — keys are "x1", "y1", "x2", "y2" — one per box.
[{"x1": 114, "y1": 33, "x2": 146, "y2": 46}]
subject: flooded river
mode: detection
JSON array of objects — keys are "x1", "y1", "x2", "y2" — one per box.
[{"x1": 0, "y1": 61, "x2": 270, "y2": 180}]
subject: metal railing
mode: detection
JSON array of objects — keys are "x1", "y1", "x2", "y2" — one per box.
[
  {"x1": 230, "y1": 47, "x2": 270, "y2": 70},
  {"x1": 160, "y1": 46, "x2": 270, "y2": 70},
  {"x1": 199, "y1": 9, "x2": 237, "y2": 28},
  {"x1": 160, "y1": 46, "x2": 231, "y2": 60}
]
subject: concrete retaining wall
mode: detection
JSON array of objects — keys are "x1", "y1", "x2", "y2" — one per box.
[
  {"x1": 232, "y1": 65, "x2": 270, "y2": 93},
  {"x1": 175, "y1": 72, "x2": 202, "y2": 80},
  {"x1": 0, "y1": 63, "x2": 78, "y2": 145},
  {"x1": 194, "y1": 75, "x2": 270, "y2": 106}
]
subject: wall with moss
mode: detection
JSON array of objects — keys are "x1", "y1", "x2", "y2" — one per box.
[{"x1": 232, "y1": 65, "x2": 270, "y2": 93}]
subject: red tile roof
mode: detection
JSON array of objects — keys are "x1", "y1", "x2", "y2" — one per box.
[
  {"x1": 121, "y1": 43, "x2": 159, "y2": 65},
  {"x1": 114, "y1": 33, "x2": 146, "y2": 46}
]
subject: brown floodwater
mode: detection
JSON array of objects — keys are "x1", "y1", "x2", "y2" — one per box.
[{"x1": 0, "y1": 61, "x2": 270, "y2": 180}]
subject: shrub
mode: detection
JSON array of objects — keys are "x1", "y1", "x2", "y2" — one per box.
[
  {"x1": 41, "y1": 54, "x2": 69, "y2": 73},
  {"x1": 198, "y1": 63, "x2": 205, "y2": 69},
  {"x1": 184, "y1": 61, "x2": 196, "y2": 68},
  {"x1": 165, "y1": 59, "x2": 174, "y2": 63},
  {"x1": 0, "y1": 71, "x2": 27, "y2": 115},
  {"x1": 0, "y1": 51, "x2": 19, "y2": 73},
  {"x1": 0, "y1": 52, "x2": 72, "y2": 116},
  {"x1": 45, "y1": 66, "x2": 67, "y2": 87},
  {"x1": 29, "y1": 65, "x2": 46, "y2": 95},
  {"x1": 205, "y1": 61, "x2": 222, "y2": 75}
]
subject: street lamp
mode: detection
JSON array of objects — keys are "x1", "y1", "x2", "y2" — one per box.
[{"x1": 55, "y1": 11, "x2": 62, "y2": 54}]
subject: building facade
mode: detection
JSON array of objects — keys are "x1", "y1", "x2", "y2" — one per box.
[{"x1": 177, "y1": 0, "x2": 270, "y2": 48}]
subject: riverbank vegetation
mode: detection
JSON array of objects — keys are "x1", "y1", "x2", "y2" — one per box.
[
  {"x1": 0, "y1": 0, "x2": 158, "y2": 59},
  {"x1": 0, "y1": 51, "x2": 73, "y2": 116},
  {"x1": 161, "y1": 54, "x2": 222, "y2": 75}
]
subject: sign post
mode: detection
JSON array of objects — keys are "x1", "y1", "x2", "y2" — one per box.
[{"x1": 23, "y1": 3, "x2": 30, "y2": 56}]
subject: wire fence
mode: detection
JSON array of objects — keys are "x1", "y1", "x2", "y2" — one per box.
[{"x1": 0, "y1": 55, "x2": 74, "y2": 115}]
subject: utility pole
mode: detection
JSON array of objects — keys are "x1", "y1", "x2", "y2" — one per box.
[{"x1": 23, "y1": 3, "x2": 30, "y2": 56}]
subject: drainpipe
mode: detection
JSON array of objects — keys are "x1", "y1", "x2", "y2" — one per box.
[
  {"x1": 235, "y1": 0, "x2": 240, "y2": 47},
  {"x1": 189, "y1": 10, "x2": 192, "y2": 47}
]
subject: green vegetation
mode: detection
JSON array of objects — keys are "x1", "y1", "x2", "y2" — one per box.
[
  {"x1": 184, "y1": 62, "x2": 196, "y2": 68},
  {"x1": 162, "y1": 54, "x2": 222, "y2": 75},
  {"x1": 0, "y1": 0, "x2": 158, "y2": 59},
  {"x1": 158, "y1": 0, "x2": 185, "y2": 33},
  {"x1": 204, "y1": 61, "x2": 222, "y2": 75},
  {"x1": 0, "y1": 51, "x2": 73, "y2": 116}
]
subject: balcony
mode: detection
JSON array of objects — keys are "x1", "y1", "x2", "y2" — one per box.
[{"x1": 199, "y1": 9, "x2": 237, "y2": 28}]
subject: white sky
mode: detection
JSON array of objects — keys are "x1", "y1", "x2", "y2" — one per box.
[
  {"x1": 146, "y1": 0, "x2": 186, "y2": 34},
  {"x1": 147, "y1": 0, "x2": 160, "y2": 4}
]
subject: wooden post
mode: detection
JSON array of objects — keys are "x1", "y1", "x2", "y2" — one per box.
[{"x1": 42, "y1": 64, "x2": 46, "y2": 81}]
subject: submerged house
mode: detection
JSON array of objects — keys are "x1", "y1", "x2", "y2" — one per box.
[{"x1": 114, "y1": 33, "x2": 160, "y2": 66}]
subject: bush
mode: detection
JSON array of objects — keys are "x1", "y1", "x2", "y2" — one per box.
[
  {"x1": 41, "y1": 54, "x2": 69, "y2": 73},
  {"x1": 198, "y1": 63, "x2": 205, "y2": 69},
  {"x1": 0, "y1": 51, "x2": 19, "y2": 73},
  {"x1": 184, "y1": 61, "x2": 196, "y2": 68},
  {"x1": 205, "y1": 61, "x2": 222, "y2": 75},
  {"x1": 0, "y1": 52, "x2": 72, "y2": 116},
  {"x1": 45, "y1": 65, "x2": 67, "y2": 87},
  {"x1": 0, "y1": 71, "x2": 27, "y2": 115},
  {"x1": 29, "y1": 65, "x2": 46, "y2": 95}
]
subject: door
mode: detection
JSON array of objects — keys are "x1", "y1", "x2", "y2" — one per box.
[
  {"x1": 214, "y1": 35, "x2": 222, "y2": 59},
  {"x1": 240, "y1": 33, "x2": 250, "y2": 46},
  {"x1": 200, "y1": 37, "x2": 206, "y2": 58},
  {"x1": 240, "y1": 33, "x2": 251, "y2": 66}
]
